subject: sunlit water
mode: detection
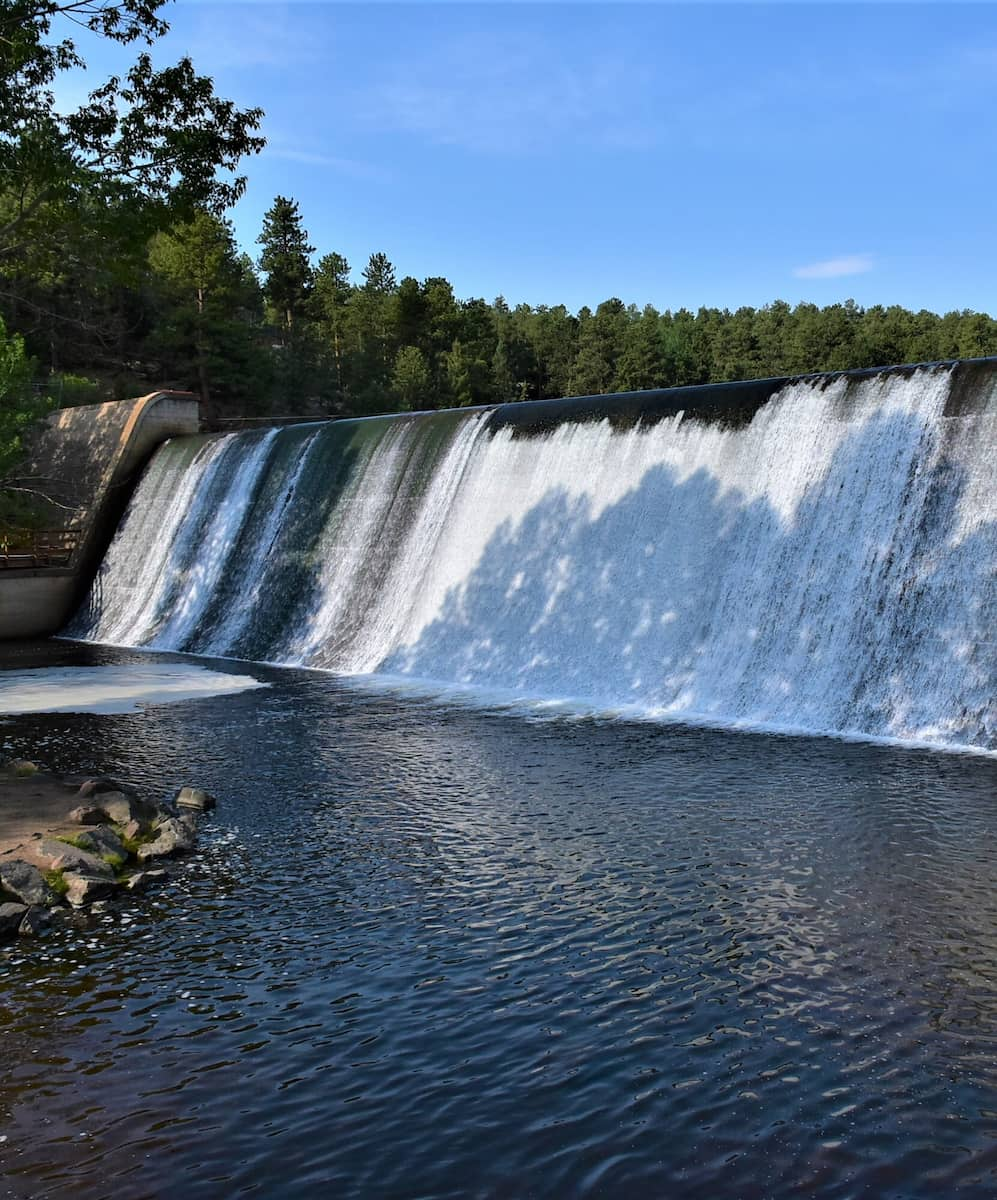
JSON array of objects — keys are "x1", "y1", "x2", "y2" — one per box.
[{"x1": 1, "y1": 641, "x2": 996, "y2": 1199}]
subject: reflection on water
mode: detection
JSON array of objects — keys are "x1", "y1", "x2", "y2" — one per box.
[{"x1": 1, "y1": 641, "x2": 996, "y2": 1200}]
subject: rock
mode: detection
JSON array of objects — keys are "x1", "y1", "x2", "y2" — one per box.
[
  {"x1": 175, "y1": 786, "x2": 216, "y2": 813},
  {"x1": 0, "y1": 902, "x2": 29, "y2": 938},
  {"x1": 136, "y1": 817, "x2": 195, "y2": 861},
  {"x1": 127, "y1": 868, "x2": 170, "y2": 892},
  {"x1": 67, "y1": 804, "x2": 112, "y2": 825},
  {"x1": 177, "y1": 812, "x2": 198, "y2": 837},
  {"x1": 0, "y1": 860, "x2": 60, "y2": 907},
  {"x1": 121, "y1": 819, "x2": 143, "y2": 842},
  {"x1": 75, "y1": 825, "x2": 127, "y2": 862},
  {"x1": 18, "y1": 906, "x2": 51, "y2": 937},
  {"x1": 77, "y1": 776, "x2": 140, "y2": 799},
  {"x1": 39, "y1": 838, "x2": 115, "y2": 879},
  {"x1": 64, "y1": 873, "x2": 118, "y2": 908},
  {"x1": 6, "y1": 759, "x2": 39, "y2": 777},
  {"x1": 92, "y1": 791, "x2": 160, "y2": 830}
]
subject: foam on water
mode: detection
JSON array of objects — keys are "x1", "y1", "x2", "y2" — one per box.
[{"x1": 0, "y1": 663, "x2": 264, "y2": 714}]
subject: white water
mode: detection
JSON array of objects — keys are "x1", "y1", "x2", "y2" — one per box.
[
  {"x1": 146, "y1": 428, "x2": 280, "y2": 650},
  {"x1": 70, "y1": 366, "x2": 997, "y2": 751},
  {"x1": 200, "y1": 427, "x2": 322, "y2": 655},
  {"x1": 78, "y1": 434, "x2": 237, "y2": 647}
]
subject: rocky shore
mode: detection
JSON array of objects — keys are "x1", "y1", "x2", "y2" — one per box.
[{"x1": 0, "y1": 759, "x2": 215, "y2": 941}]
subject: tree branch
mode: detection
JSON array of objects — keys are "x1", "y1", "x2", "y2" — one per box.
[{"x1": 0, "y1": 485, "x2": 77, "y2": 512}]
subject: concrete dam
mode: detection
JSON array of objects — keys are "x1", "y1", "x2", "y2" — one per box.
[
  {"x1": 0, "y1": 391, "x2": 199, "y2": 638},
  {"x1": 67, "y1": 360, "x2": 996, "y2": 752}
]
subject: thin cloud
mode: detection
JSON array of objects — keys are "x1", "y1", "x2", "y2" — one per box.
[
  {"x1": 793, "y1": 254, "x2": 874, "y2": 280},
  {"x1": 266, "y1": 147, "x2": 392, "y2": 182},
  {"x1": 181, "y1": 7, "x2": 324, "y2": 70},
  {"x1": 355, "y1": 32, "x2": 658, "y2": 155}
]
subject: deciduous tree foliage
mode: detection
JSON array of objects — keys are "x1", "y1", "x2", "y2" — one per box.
[
  {"x1": 0, "y1": 0, "x2": 265, "y2": 513},
  {"x1": 0, "y1": 0, "x2": 265, "y2": 267},
  {"x1": 0, "y1": 315, "x2": 56, "y2": 522}
]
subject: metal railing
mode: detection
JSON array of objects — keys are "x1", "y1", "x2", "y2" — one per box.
[{"x1": 0, "y1": 529, "x2": 80, "y2": 569}]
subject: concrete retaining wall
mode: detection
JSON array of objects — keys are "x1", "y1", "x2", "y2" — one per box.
[{"x1": 0, "y1": 392, "x2": 199, "y2": 639}]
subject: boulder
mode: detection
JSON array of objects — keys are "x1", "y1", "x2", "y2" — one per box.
[
  {"x1": 177, "y1": 812, "x2": 198, "y2": 838},
  {"x1": 136, "y1": 817, "x2": 196, "y2": 861},
  {"x1": 5, "y1": 759, "x2": 39, "y2": 777},
  {"x1": 175, "y1": 786, "x2": 216, "y2": 813},
  {"x1": 67, "y1": 805, "x2": 112, "y2": 825},
  {"x1": 40, "y1": 838, "x2": 115, "y2": 879},
  {"x1": 0, "y1": 902, "x2": 29, "y2": 938},
  {"x1": 0, "y1": 860, "x2": 60, "y2": 907},
  {"x1": 121, "y1": 819, "x2": 144, "y2": 842},
  {"x1": 64, "y1": 873, "x2": 118, "y2": 908},
  {"x1": 92, "y1": 791, "x2": 160, "y2": 830},
  {"x1": 77, "y1": 776, "x2": 140, "y2": 799},
  {"x1": 127, "y1": 868, "x2": 170, "y2": 892},
  {"x1": 18, "y1": 906, "x2": 51, "y2": 937},
  {"x1": 75, "y1": 825, "x2": 127, "y2": 862}
]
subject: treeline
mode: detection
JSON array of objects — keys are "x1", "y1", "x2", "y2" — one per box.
[
  {"x1": 5, "y1": 5, "x2": 997, "y2": 432},
  {"x1": 7, "y1": 193, "x2": 997, "y2": 422}
]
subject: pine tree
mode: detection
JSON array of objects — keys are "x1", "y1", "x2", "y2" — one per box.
[
  {"x1": 149, "y1": 210, "x2": 267, "y2": 414},
  {"x1": 615, "y1": 305, "x2": 669, "y2": 392},
  {"x1": 444, "y1": 339, "x2": 473, "y2": 406},
  {"x1": 313, "y1": 252, "x2": 353, "y2": 402},
  {"x1": 391, "y1": 345, "x2": 432, "y2": 411},
  {"x1": 491, "y1": 334, "x2": 516, "y2": 402},
  {"x1": 352, "y1": 252, "x2": 399, "y2": 408},
  {"x1": 257, "y1": 196, "x2": 315, "y2": 337},
  {"x1": 567, "y1": 300, "x2": 627, "y2": 396}
]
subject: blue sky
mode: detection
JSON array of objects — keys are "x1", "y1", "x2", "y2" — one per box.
[{"x1": 69, "y1": 2, "x2": 997, "y2": 314}]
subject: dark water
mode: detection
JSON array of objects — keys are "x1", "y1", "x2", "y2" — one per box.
[{"x1": 1, "y1": 641, "x2": 996, "y2": 1200}]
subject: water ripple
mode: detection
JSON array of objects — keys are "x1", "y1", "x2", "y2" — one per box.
[{"x1": 1, "y1": 644, "x2": 996, "y2": 1198}]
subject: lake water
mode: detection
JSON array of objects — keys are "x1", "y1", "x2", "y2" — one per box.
[{"x1": 1, "y1": 640, "x2": 996, "y2": 1199}]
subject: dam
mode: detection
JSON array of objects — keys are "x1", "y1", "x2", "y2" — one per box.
[{"x1": 69, "y1": 359, "x2": 996, "y2": 752}]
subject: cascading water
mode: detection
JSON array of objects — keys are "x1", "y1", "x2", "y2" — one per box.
[{"x1": 67, "y1": 364, "x2": 997, "y2": 751}]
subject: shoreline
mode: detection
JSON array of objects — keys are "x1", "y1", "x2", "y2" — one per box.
[
  {"x1": 0, "y1": 759, "x2": 213, "y2": 939},
  {"x1": 0, "y1": 767, "x2": 91, "y2": 868}
]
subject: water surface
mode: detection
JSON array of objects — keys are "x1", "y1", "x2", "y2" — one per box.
[{"x1": 1, "y1": 641, "x2": 996, "y2": 1199}]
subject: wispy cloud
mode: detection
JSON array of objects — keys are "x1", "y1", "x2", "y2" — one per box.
[
  {"x1": 266, "y1": 147, "x2": 392, "y2": 182},
  {"x1": 793, "y1": 254, "x2": 874, "y2": 280},
  {"x1": 180, "y1": 6, "x2": 324, "y2": 70},
  {"x1": 354, "y1": 32, "x2": 659, "y2": 155}
]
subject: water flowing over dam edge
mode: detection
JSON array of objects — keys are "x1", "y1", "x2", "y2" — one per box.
[{"x1": 66, "y1": 361, "x2": 997, "y2": 753}]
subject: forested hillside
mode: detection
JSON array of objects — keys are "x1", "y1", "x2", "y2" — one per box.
[
  {"x1": 3, "y1": 1, "x2": 997, "y2": 436},
  {"x1": 8, "y1": 190, "x2": 997, "y2": 423}
]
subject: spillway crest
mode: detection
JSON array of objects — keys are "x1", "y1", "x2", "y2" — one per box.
[{"x1": 69, "y1": 364, "x2": 997, "y2": 751}]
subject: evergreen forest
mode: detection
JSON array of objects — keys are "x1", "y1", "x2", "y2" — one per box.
[
  {"x1": 9, "y1": 190, "x2": 997, "y2": 426},
  {"x1": 3, "y1": 1, "x2": 997, "y2": 508}
]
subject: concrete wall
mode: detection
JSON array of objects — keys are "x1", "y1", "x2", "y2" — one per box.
[{"x1": 0, "y1": 392, "x2": 199, "y2": 639}]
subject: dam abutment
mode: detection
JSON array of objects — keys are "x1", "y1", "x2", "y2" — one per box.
[{"x1": 0, "y1": 392, "x2": 199, "y2": 639}]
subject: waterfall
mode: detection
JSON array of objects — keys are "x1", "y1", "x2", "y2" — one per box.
[{"x1": 68, "y1": 364, "x2": 997, "y2": 752}]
